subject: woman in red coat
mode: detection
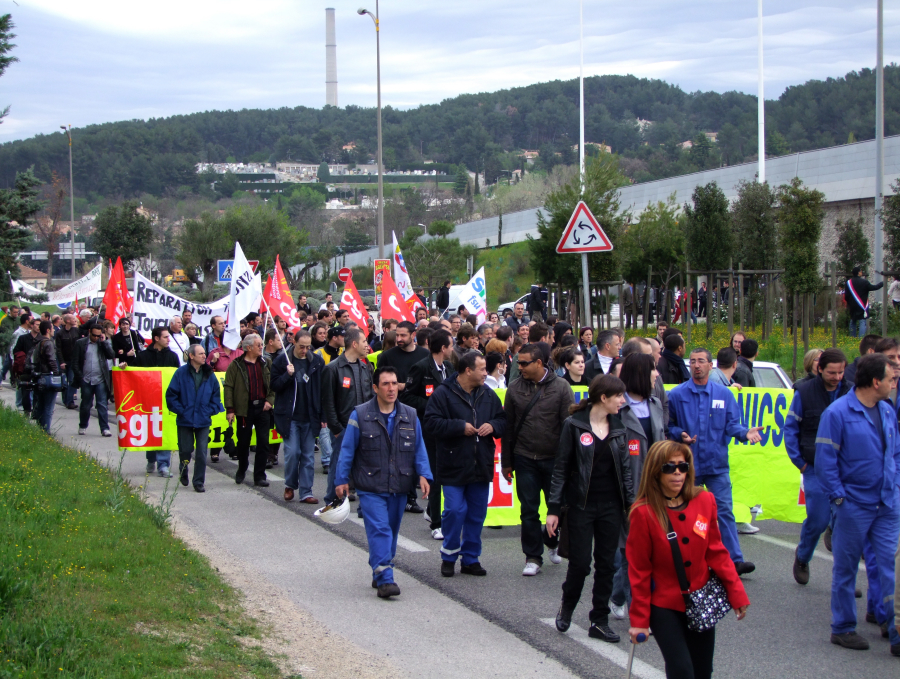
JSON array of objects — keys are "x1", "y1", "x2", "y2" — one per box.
[{"x1": 627, "y1": 440, "x2": 749, "y2": 679}]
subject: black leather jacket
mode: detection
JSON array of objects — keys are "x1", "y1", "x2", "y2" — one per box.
[
  {"x1": 321, "y1": 353, "x2": 373, "y2": 436},
  {"x1": 547, "y1": 407, "x2": 635, "y2": 514}
]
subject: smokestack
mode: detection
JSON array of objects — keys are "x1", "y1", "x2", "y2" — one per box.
[{"x1": 325, "y1": 8, "x2": 338, "y2": 107}]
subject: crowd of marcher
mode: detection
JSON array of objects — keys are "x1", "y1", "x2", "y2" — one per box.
[{"x1": 3, "y1": 283, "x2": 899, "y2": 677}]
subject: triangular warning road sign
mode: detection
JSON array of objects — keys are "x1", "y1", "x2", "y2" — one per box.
[{"x1": 556, "y1": 200, "x2": 614, "y2": 253}]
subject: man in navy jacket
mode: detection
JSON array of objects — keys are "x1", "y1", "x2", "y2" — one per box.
[
  {"x1": 815, "y1": 353, "x2": 900, "y2": 653},
  {"x1": 165, "y1": 344, "x2": 224, "y2": 492},
  {"x1": 424, "y1": 352, "x2": 506, "y2": 577},
  {"x1": 668, "y1": 347, "x2": 762, "y2": 575}
]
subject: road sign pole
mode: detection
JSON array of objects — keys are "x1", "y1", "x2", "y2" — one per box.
[{"x1": 581, "y1": 253, "x2": 590, "y2": 329}]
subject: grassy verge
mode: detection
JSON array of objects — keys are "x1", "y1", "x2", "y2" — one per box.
[
  {"x1": 625, "y1": 323, "x2": 861, "y2": 377},
  {"x1": 0, "y1": 405, "x2": 291, "y2": 679}
]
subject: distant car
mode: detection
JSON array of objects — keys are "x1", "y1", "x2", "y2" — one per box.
[
  {"x1": 682, "y1": 359, "x2": 793, "y2": 389},
  {"x1": 497, "y1": 294, "x2": 529, "y2": 314}
]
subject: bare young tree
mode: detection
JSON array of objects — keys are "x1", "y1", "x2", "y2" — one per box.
[{"x1": 32, "y1": 171, "x2": 67, "y2": 287}]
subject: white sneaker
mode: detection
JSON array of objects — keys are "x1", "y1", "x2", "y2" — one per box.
[
  {"x1": 431, "y1": 528, "x2": 443, "y2": 540},
  {"x1": 78, "y1": 428, "x2": 86, "y2": 435},
  {"x1": 101, "y1": 430, "x2": 112, "y2": 438},
  {"x1": 610, "y1": 600, "x2": 627, "y2": 620},
  {"x1": 522, "y1": 562, "x2": 541, "y2": 576},
  {"x1": 737, "y1": 522, "x2": 760, "y2": 535},
  {"x1": 548, "y1": 548, "x2": 562, "y2": 565},
  {"x1": 158, "y1": 466, "x2": 172, "y2": 478}
]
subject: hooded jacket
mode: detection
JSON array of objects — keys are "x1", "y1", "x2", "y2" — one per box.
[{"x1": 422, "y1": 374, "x2": 507, "y2": 486}]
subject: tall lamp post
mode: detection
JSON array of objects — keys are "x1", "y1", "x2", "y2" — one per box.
[
  {"x1": 358, "y1": 3, "x2": 384, "y2": 258},
  {"x1": 60, "y1": 125, "x2": 76, "y2": 279}
]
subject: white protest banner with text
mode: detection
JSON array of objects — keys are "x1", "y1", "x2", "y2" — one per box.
[
  {"x1": 12, "y1": 263, "x2": 103, "y2": 305},
  {"x1": 224, "y1": 242, "x2": 262, "y2": 349},
  {"x1": 132, "y1": 272, "x2": 228, "y2": 337}
]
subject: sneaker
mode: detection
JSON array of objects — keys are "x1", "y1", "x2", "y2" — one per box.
[
  {"x1": 101, "y1": 430, "x2": 112, "y2": 438},
  {"x1": 734, "y1": 561, "x2": 756, "y2": 576},
  {"x1": 548, "y1": 548, "x2": 562, "y2": 565},
  {"x1": 78, "y1": 428, "x2": 86, "y2": 435},
  {"x1": 793, "y1": 549, "x2": 810, "y2": 585},
  {"x1": 431, "y1": 528, "x2": 444, "y2": 540},
  {"x1": 376, "y1": 582, "x2": 401, "y2": 598},
  {"x1": 556, "y1": 602, "x2": 575, "y2": 632},
  {"x1": 737, "y1": 522, "x2": 760, "y2": 534},
  {"x1": 522, "y1": 562, "x2": 541, "y2": 576},
  {"x1": 588, "y1": 623, "x2": 620, "y2": 643},
  {"x1": 158, "y1": 465, "x2": 172, "y2": 479},
  {"x1": 823, "y1": 526, "x2": 833, "y2": 552},
  {"x1": 460, "y1": 562, "x2": 487, "y2": 576},
  {"x1": 441, "y1": 561, "x2": 455, "y2": 577},
  {"x1": 830, "y1": 631, "x2": 870, "y2": 650},
  {"x1": 146, "y1": 462, "x2": 156, "y2": 474},
  {"x1": 610, "y1": 600, "x2": 627, "y2": 620},
  {"x1": 405, "y1": 501, "x2": 424, "y2": 514}
]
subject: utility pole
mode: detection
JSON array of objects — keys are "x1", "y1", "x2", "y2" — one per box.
[
  {"x1": 61, "y1": 125, "x2": 76, "y2": 278},
  {"x1": 757, "y1": 0, "x2": 765, "y2": 183},
  {"x1": 875, "y1": 0, "x2": 885, "y2": 289},
  {"x1": 579, "y1": 0, "x2": 590, "y2": 328}
]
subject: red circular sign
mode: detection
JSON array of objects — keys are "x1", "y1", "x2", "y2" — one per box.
[
  {"x1": 338, "y1": 267, "x2": 353, "y2": 282},
  {"x1": 580, "y1": 433, "x2": 594, "y2": 446}
]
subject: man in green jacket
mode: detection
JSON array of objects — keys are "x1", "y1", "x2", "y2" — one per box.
[{"x1": 224, "y1": 334, "x2": 275, "y2": 486}]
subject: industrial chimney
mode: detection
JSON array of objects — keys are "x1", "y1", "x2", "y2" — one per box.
[{"x1": 325, "y1": 8, "x2": 338, "y2": 107}]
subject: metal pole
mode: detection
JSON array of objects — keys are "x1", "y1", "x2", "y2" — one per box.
[
  {"x1": 757, "y1": 0, "x2": 765, "y2": 183},
  {"x1": 578, "y1": 0, "x2": 591, "y2": 329},
  {"x1": 65, "y1": 126, "x2": 75, "y2": 278},
  {"x1": 375, "y1": 2, "x2": 385, "y2": 258},
  {"x1": 875, "y1": 0, "x2": 885, "y2": 297}
]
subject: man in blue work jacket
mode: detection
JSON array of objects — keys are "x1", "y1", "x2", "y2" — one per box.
[
  {"x1": 784, "y1": 348, "x2": 851, "y2": 584},
  {"x1": 668, "y1": 347, "x2": 762, "y2": 576},
  {"x1": 815, "y1": 353, "x2": 900, "y2": 653},
  {"x1": 335, "y1": 365, "x2": 433, "y2": 599}
]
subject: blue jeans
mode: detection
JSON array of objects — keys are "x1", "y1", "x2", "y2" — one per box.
[
  {"x1": 63, "y1": 365, "x2": 76, "y2": 406},
  {"x1": 440, "y1": 483, "x2": 490, "y2": 565},
  {"x1": 324, "y1": 430, "x2": 344, "y2": 504},
  {"x1": 31, "y1": 388, "x2": 56, "y2": 433},
  {"x1": 79, "y1": 380, "x2": 109, "y2": 432},
  {"x1": 318, "y1": 426, "x2": 332, "y2": 467},
  {"x1": 146, "y1": 450, "x2": 172, "y2": 468},
  {"x1": 797, "y1": 469, "x2": 833, "y2": 563},
  {"x1": 830, "y1": 494, "x2": 899, "y2": 635},
  {"x1": 178, "y1": 426, "x2": 209, "y2": 487},
  {"x1": 695, "y1": 472, "x2": 744, "y2": 563},
  {"x1": 611, "y1": 548, "x2": 631, "y2": 607},
  {"x1": 1, "y1": 354, "x2": 11, "y2": 382},
  {"x1": 283, "y1": 420, "x2": 316, "y2": 498},
  {"x1": 358, "y1": 491, "x2": 407, "y2": 586},
  {"x1": 849, "y1": 318, "x2": 867, "y2": 337}
]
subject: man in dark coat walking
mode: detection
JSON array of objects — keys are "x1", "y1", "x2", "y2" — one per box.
[{"x1": 844, "y1": 266, "x2": 884, "y2": 337}]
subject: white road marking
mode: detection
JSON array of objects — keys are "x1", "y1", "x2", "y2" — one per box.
[
  {"x1": 349, "y1": 516, "x2": 430, "y2": 553},
  {"x1": 748, "y1": 533, "x2": 866, "y2": 571},
  {"x1": 539, "y1": 619, "x2": 666, "y2": 679}
]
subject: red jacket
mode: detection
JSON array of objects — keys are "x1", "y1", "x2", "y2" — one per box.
[{"x1": 626, "y1": 491, "x2": 749, "y2": 628}]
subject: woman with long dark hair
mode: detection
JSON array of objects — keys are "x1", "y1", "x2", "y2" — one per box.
[
  {"x1": 546, "y1": 374, "x2": 635, "y2": 642},
  {"x1": 578, "y1": 326, "x2": 594, "y2": 356},
  {"x1": 310, "y1": 322, "x2": 328, "y2": 350},
  {"x1": 627, "y1": 441, "x2": 749, "y2": 678},
  {"x1": 558, "y1": 347, "x2": 587, "y2": 386}
]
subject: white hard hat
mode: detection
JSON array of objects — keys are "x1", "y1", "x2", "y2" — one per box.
[{"x1": 314, "y1": 496, "x2": 351, "y2": 524}]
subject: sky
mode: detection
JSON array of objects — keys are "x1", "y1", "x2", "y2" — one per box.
[{"x1": 0, "y1": 0, "x2": 897, "y2": 143}]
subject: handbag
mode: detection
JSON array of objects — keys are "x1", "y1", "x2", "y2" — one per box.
[
  {"x1": 665, "y1": 517, "x2": 732, "y2": 632},
  {"x1": 36, "y1": 373, "x2": 66, "y2": 393}
]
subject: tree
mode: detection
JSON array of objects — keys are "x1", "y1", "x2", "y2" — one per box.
[
  {"x1": 174, "y1": 214, "x2": 231, "y2": 297},
  {"x1": 453, "y1": 164, "x2": 469, "y2": 196},
  {"x1": 317, "y1": 162, "x2": 331, "y2": 183},
  {"x1": 777, "y1": 178, "x2": 825, "y2": 294},
  {"x1": 620, "y1": 194, "x2": 684, "y2": 289},
  {"x1": 528, "y1": 153, "x2": 628, "y2": 291},
  {"x1": 0, "y1": 14, "x2": 18, "y2": 123},
  {"x1": 214, "y1": 171, "x2": 240, "y2": 200},
  {"x1": 92, "y1": 201, "x2": 154, "y2": 269},
  {"x1": 0, "y1": 167, "x2": 42, "y2": 292},
  {"x1": 32, "y1": 171, "x2": 68, "y2": 286},
  {"x1": 396, "y1": 220, "x2": 475, "y2": 289},
  {"x1": 731, "y1": 179, "x2": 778, "y2": 270},
  {"x1": 683, "y1": 181, "x2": 732, "y2": 271},
  {"x1": 881, "y1": 179, "x2": 900, "y2": 274},
  {"x1": 832, "y1": 216, "x2": 870, "y2": 281}
]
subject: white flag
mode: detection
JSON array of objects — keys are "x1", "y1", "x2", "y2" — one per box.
[
  {"x1": 224, "y1": 242, "x2": 262, "y2": 349},
  {"x1": 391, "y1": 231, "x2": 415, "y2": 302},
  {"x1": 455, "y1": 267, "x2": 488, "y2": 327}
]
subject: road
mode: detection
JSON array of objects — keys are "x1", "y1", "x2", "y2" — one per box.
[{"x1": 7, "y1": 390, "x2": 898, "y2": 679}]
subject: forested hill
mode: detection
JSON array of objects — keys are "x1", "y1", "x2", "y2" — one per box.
[{"x1": 1, "y1": 65, "x2": 898, "y2": 199}]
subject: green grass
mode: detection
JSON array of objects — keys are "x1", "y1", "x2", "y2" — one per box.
[
  {"x1": 0, "y1": 405, "x2": 288, "y2": 679},
  {"x1": 476, "y1": 241, "x2": 534, "y2": 310}
]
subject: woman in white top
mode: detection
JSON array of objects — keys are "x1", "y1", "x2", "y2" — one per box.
[
  {"x1": 485, "y1": 351, "x2": 507, "y2": 390},
  {"x1": 889, "y1": 275, "x2": 900, "y2": 310}
]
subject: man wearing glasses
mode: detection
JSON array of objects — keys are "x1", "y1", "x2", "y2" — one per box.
[
  {"x1": 667, "y1": 347, "x2": 763, "y2": 576},
  {"x1": 72, "y1": 325, "x2": 116, "y2": 439}
]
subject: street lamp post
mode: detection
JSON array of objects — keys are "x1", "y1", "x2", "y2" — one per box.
[
  {"x1": 358, "y1": 3, "x2": 384, "y2": 259},
  {"x1": 60, "y1": 125, "x2": 76, "y2": 279}
]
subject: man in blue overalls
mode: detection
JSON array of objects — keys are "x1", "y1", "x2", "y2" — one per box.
[{"x1": 335, "y1": 365, "x2": 432, "y2": 598}]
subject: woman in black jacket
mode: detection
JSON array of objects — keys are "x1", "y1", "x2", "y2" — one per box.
[
  {"x1": 546, "y1": 374, "x2": 635, "y2": 642},
  {"x1": 112, "y1": 317, "x2": 144, "y2": 365}
]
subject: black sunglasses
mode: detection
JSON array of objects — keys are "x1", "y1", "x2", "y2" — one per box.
[
  {"x1": 518, "y1": 359, "x2": 536, "y2": 368},
  {"x1": 661, "y1": 462, "x2": 690, "y2": 474}
]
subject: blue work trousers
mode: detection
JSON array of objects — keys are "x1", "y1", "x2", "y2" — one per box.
[
  {"x1": 830, "y1": 495, "x2": 898, "y2": 636},
  {"x1": 358, "y1": 491, "x2": 407, "y2": 586},
  {"x1": 283, "y1": 420, "x2": 317, "y2": 499},
  {"x1": 323, "y1": 430, "x2": 344, "y2": 504},
  {"x1": 863, "y1": 539, "x2": 889, "y2": 623},
  {"x1": 695, "y1": 472, "x2": 744, "y2": 563},
  {"x1": 797, "y1": 469, "x2": 833, "y2": 563},
  {"x1": 440, "y1": 483, "x2": 490, "y2": 566}
]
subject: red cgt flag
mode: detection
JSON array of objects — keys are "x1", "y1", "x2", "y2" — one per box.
[
  {"x1": 102, "y1": 260, "x2": 128, "y2": 325},
  {"x1": 261, "y1": 255, "x2": 302, "y2": 330},
  {"x1": 379, "y1": 272, "x2": 415, "y2": 324},
  {"x1": 340, "y1": 277, "x2": 369, "y2": 334}
]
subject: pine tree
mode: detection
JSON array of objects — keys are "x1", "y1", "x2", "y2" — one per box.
[
  {"x1": 683, "y1": 181, "x2": 732, "y2": 271},
  {"x1": 0, "y1": 167, "x2": 42, "y2": 292},
  {"x1": 453, "y1": 164, "x2": 469, "y2": 195}
]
